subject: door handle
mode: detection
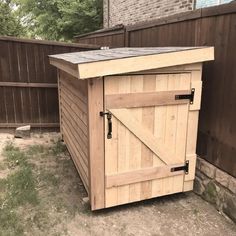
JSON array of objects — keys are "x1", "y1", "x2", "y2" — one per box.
[{"x1": 100, "y1": 111, "x2": 112, "y2": 139}]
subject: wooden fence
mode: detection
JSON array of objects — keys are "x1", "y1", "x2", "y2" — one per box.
[
  {"x1": 75, "y1": 2, "x2": 236, "y2": 177},
  {"x1": 0, "y1": 36, "x2": 99, "y2": 129}
]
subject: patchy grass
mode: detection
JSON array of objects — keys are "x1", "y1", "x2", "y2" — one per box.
[
  {"x1": 3, "y1": 142, "x2": 27, "y2": 168},
  {"x1": 27, "y1": 144, "x2": 46, "y2": 156},
  {"x1": 50, "y1": 139, "x2": 67, "y2": 156},
  {"x1": 0, "y1": 142, "x2": 39, "y2": 235},
  {"x1": 0, "y1": 206, "x2": 24, "y2": 236},
  {"x1": 0, "y1": 137, "x2": 84, "y2": 235},
  {"x1": 6, "y1": 166, "x2": 38, "y2": 207}
]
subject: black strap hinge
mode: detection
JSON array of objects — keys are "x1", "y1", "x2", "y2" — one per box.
[
  {"x1": 171, "y1": 160, "x2": 189, "y2": 174},
  {"x1": 175, "y1": 88, "x2": 195, "y2": 104}
]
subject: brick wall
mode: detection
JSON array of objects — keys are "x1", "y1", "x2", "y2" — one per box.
[{"x1": 103, "y1": 0, "x2": 194, "y2": 28}]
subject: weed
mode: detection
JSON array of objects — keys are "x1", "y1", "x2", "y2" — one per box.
[
  {"x1": 0, "y1": 207, "x2": 24, "y2": 236},
  {"x1": 31, "y1": 209, "x2": 49, "y2": 230},
  {"x1": 0, "y1": 178, "x2": 6, "y2": 194},
  {"x1": 2, "y1": 142, "x2": 27, "y2": 168},
  {"x1": 6, "y1": 166, "x2": 39, "y2": 208},
  {"x1": 3, "y1": 141, "x2": 16, "y2": 152},
  {"x1": 0, "y1": 161, "x2": 6, "y2": 171},
  {"x1": 27, "y1": 145, "x2": 46, "y2": 156},
  {"x1": 39, "y1": 169, "x2": 59, "y2": 187},
  {"x1": 50, "y1": 140, "x2": 67, "y2": 156},
  {"x1": 0, "y1": 142, "x2": 39, "y2": 235}
]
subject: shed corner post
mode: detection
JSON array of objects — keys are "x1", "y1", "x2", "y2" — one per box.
[
  {"x1": 87, "y1": 76, "x2": 105, "y2": 210},
  {"x1": 57, "y1": 69, "x2": 63, "y2": 140}
]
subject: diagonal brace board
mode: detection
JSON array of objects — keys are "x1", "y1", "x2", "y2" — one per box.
[{"x1": 108, "y1": 108, "x2": 182, "y2": 165}]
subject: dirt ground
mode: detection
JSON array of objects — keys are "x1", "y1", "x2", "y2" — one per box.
[{"x1": 0, "y1": 132, "x2": 235, "y2": 236}]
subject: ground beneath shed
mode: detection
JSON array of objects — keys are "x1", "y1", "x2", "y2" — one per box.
[{"x1": 0, "y1": 132, "x2": 235, "y2": 236}]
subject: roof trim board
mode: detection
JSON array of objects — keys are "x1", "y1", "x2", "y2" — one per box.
[{"x1": 49, "y1": 47, "x2": 214, "y2": 79}]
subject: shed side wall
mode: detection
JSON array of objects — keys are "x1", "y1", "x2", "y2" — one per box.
[{"x1": 59, "y1": 70, "x2": 89, "y2": 193}]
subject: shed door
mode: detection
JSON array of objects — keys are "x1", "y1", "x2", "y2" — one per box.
[{"x1": 104, "y1": 73, "x2": 197, "y2": 207}]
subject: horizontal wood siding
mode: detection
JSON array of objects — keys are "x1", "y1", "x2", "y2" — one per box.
[
  {"x1": 74, "y1": 2, "x2": 236, "y2": 177},
  {"x1": 59, "y1": 70, "x2": 89, "y2": 192},
  {"x1": 0, "y1": 37, "x2": 99, "y2": 129}
]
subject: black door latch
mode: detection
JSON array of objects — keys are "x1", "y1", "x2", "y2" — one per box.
[
  {"x1": 100, "y1": 111, "x2": 112, "y2": 139},
  {"x1": 175, "y1": 88, "x2": 195, "y2": 104}
]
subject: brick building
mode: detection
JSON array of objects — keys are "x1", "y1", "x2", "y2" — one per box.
[{"x1": 103, "y1": 0, "x2": 234, "y2": 28}]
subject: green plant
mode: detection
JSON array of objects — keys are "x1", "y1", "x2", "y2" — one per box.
[
  {"x1": 50, "y1": 140, "x2": 67, "y2": 156},
  {"x1": 2, "y1": 142, "x2": 27, "y2": 168}
]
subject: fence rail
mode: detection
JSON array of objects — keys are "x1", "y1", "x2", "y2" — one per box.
[
  {"x1": 0, "y1": 36, "x2": 100, "y2": 129},
  {"x1": 74, "y1": 2, "x2": 236, "y2": 177}
]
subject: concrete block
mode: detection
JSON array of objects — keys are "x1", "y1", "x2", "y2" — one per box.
[
  {"x1": 193, "y1": 176, "x2": 205, "y2": 195},
  {"x1": 200, "y1": 159, "x2": 216, "y2": 179},
  {"x1": 228, "y1": 176, "x2": 236, "y2": 195},
  {"x1": 196, "y1": 157, "x2": 201, "y2": 170},
  {"x1": 15, "y1": 125, "x2": 31, "y2": 138},
  {"x1": 202, "y1": 181, "x2": 218, "y2": 205},
  {"x1": 215, "y1": 168, "x2": 229, "y2": 188},
  {"x1": 222, "y1": 192, "x2": 236, "y2": 223}
]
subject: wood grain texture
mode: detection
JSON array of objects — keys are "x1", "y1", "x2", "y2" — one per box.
[
  {"x1": 0, "y1": 38, "x2": 95, "y2": 129},
  {"x1": 59, "y1": 71, "x2": 89, "y2": 193},
  {"x1": 75, "y1": 5, "x2": 236, "y2": 178},
  {"x1": 106, "y1": 164, "x2": 186, "y2": 188},
  {"x1": 78, "y1": 47, "x2": 213, "y2": 79},
  {"x1": 104, "y1": 73, "x2": 192, "y2": 207},
  {"x1": 87, "y1": 77, "x2": 105, "y2": 210},
  {"x1": 105, "y1": 90, "x2": 190, "y2": 109}
]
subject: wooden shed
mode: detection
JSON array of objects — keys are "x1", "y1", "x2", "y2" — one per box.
[{"x1": 49, "y1": 47, "x2": 214, "y2": 210}]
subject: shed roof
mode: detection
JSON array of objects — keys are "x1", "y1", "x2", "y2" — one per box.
[{"x1": 49, "y1": 47, "x2": 214, "y2": 79}]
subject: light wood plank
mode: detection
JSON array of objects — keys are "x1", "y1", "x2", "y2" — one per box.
[
  {"x1": 61, "y1": 110, "x2": 88, "y2": 162},
  {"x1": 128, "y1": 75, "x2": 143, "y2": 202},
  {"x1": 140, "y1": 75, "x2": 156, "y2": 199},
  {"x1": 183, "y1": 180, "x2": 194, "y2": 192},
  {"x1": 60, "y1": 91, "x2": 88, "y2": 126},
  {"x1": 105, "y1": 90, "x2": 190, "y2": 109},
  {"x1": 61, "y1": 95, "x2": 87, "y2": 127},
  {"x1": 106, "y1": 164, "x2": 185, "y2": 188},
  {"x1": 173, "y1": 73, "x2": 191, "y2": 192},
  {"x1": 108, "y1": 108, "x2": 182, "y2": 165},
  {"x1": 62, "y1": 123, "x2": 89, "y2": 176},
  {"x1": 87, "y1": 77, "x2": 105, "y2": 210},
  {"x1": 78, "y1": 47, "x2": 214, "y2": 79},
  {"x1": 117, "y1": 76, "x2": 131, "y2": 205},
  {"x1": 185, "y1": 154, "x2": 197, "y2": 181},
  {"x1": 58, "y1": 70, "x2": 63, "y2": 138},
  {"x1": 152, "y1": 74, "x2": 168, "y2": 197},
  {"x1": 61, "y1": 83, "x2": 87, "y2": 114},
  {"x1": 60, "y1": 76, "x2": 88, "y2": 104},
  {"x1": 190, "y1": 80, "x2": 202, "y2": 111},
  {"x1": 184, "y1": 68, "x2": 202, "y2": 185},
  {"x1": 105, "y1": 76, "x2": 119, "y2": 207},
  {"x1": 63, "y1": 130, "x2": 89, "y2": 191},
  {"x1": 50, "y1": 58, "x2": 79, "y2": 78}
]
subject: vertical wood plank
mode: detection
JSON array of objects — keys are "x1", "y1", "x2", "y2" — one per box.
[
  {"x1": 152, "y1": 74, "x2": 168, "y2": 197},
  {"x1": 128, "y1": 75, "x2": 143, "y2": 202},
  {"x1": 140, "y1": 74, "x2": 156, "y2": 199},
  {"x1": 105, "y1": 77, "x2": 119, "y2": 207},
  {"x1": 117, "y1": 76, "x2": 131, "y2": 204},
  {"x1": 184, "y1": 68, "x2": 202, "y2": 190},
  {"x1": 88, "y1": 77, "x2": 105, "y2": 210},
  {"x1": 57, "y1": 70, "x2": 63, "y2": 138}
]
